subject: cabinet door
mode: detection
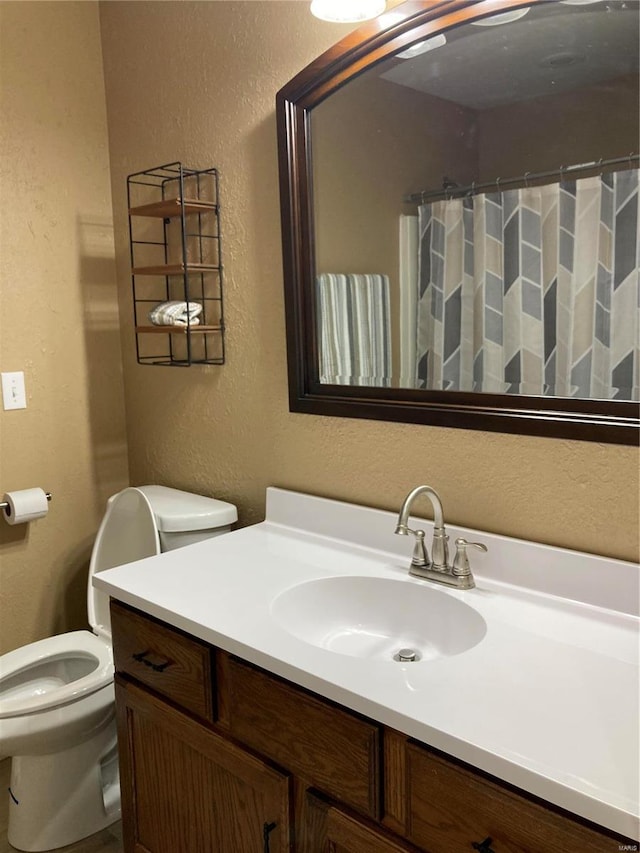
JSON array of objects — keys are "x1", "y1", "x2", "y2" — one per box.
[
  {"x1": 405, "y1": 742, "x2": 621, "y2": 853},
  {"x1": 116, "y1": 678, "x2": 290, "y2": 853},
  {"x1": 223, "y1": 655, "x2": 380, "y2": 818},
  {"x1": 303, "y1": 792, "x2": 422, "y2": 853}
]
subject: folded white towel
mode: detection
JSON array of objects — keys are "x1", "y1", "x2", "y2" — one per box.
[{"x1": 148, "y1": 301, "x2": 203, "y2": 326}]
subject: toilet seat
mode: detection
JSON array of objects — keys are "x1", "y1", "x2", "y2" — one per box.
[
  {"x1": 0, "y1": 489, "x2": 160, "y2": 727},
  {"x1": 88, "y1": 487, "x2": 160, "y2": 641},
  {"x1": 0, "y1": 630, "x2": 113, "y2": 719}
]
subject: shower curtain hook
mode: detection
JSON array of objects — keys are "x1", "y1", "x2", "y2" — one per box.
[
  {"x1": 496, "y1": 177, "x2": 501, "y2": 193},
  {"x1": 470, "y1": 180, "x2": 477, "y2": 198},
  {"x1": 559, "y1": 164, "x2": 566, "y2": 182},
  {"x1": 597, "y1": 158, "x2": 604, "y2": 175},
  {"x1": 524, "y1": 171, "x2": 531, "y2": 188}
]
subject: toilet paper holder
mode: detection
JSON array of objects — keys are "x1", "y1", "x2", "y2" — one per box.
[{"x1": 0, "y1": 491, "x2": 52, "y2": 510}]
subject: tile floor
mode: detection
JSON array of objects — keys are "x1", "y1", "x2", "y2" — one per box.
[{"x1": 0, "y1": 760, "x2": 123, "y2": 853}]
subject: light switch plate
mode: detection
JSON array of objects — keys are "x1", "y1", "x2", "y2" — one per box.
[{"x1": 2, "y1": 371, "x2": 27, "y2": 410}]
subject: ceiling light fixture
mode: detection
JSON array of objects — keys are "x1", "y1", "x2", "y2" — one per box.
[
  {"x1": 471, "y1": 6, "x2": 530, "y2": 26},
  {"x1": 310, "y1": 0, "x2": 386, "y2": 24},
  {"x1": 397, "y1": 33, "x2": 447, "y2": 59}
]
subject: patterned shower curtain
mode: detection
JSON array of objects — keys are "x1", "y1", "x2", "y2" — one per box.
[{"x1": 416, "y1": 169, "x2": 639, "y2": 400}]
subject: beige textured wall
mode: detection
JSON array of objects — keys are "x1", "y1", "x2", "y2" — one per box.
[
  {"x1": 477, "y1": 74, "x2": 639, "y2": 179},
  {"x1": 0, "y1": 1, "x2": 129, "y2": 654},
  {"x1": 99, "y1": 1, "x2": 639, "y2": 564},
  {"x1": 313, "y1": 76, "x2": 476, "y2": 274},
  {"x1": 313, "y1": 76, "x2": 476, "y2": 380}
]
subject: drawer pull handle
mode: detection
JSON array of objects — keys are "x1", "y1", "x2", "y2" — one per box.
[
  {"x1": 132, "y1": 650, "x2": 172, "y2": 672},
  {"x1": 263, "y1": 821, "x2": 276, "y2": 853},
  {"x1": 472, "y1": 838, "x2": 495, "y2": 853}
]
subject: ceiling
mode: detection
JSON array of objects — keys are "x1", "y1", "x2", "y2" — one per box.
[{"x1": 380, "y1": 1, "x2": 639, "y2": 110}]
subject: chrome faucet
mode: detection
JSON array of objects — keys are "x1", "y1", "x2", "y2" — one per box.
[{"x1": 395, "y1": 485, "x2": 486, "y2": 589}]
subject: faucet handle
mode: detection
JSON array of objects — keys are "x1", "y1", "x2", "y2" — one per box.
[
  {"x1": 452, "y1": 538, "x2": 487, "y2": 579},
  {"x1": 410, "y1": 528, "x2": 431, "y2": 569}
]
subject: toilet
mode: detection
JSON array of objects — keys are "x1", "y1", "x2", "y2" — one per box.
[{"x1": 0, "y1": 485, "x2": 237, "y2": 852}]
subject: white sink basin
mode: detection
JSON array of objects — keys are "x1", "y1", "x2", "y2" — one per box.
[{"x1": 271, "y1": 575, "x2": 487, "y2": 661}]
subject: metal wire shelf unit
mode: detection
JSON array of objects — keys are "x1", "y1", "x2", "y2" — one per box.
[{"x1": 127, "y1": 162, "x2": 226, "y2": 366}]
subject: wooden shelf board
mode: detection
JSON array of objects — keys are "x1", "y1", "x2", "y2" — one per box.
[
  {"x1": 136, "y1": 325, "x2": 223, "y2": 334},
  {"x1": 129, "y1": 198, "x2": 217, "y2": 219},
  {"x1": 132, "y1": 263, "x2": 219, "y2": 276}
]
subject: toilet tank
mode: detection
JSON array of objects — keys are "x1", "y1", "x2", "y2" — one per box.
[{"x1": 136, "y1": 485, "x2": 238, "y2": 552}]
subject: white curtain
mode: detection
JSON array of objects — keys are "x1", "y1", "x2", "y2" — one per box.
[
  {"x1": 399, "y1": 215, "x2": 419, "y2": 388},
  {"x1": 415, "y1": 170, "x2": 639, "y2": 400}
]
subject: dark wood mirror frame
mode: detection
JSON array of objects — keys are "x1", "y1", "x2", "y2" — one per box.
[{"x1": 276, "y1": 0, "x2": 639, "y2": 445}]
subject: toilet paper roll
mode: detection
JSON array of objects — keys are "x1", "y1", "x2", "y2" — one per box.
[{"x1": 2, "y1": 488, "x2": 49, "y2": 525}]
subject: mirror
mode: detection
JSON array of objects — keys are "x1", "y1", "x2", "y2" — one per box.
[{"x1": 277, "y1": 0, "x2": 639, "y2": 444}]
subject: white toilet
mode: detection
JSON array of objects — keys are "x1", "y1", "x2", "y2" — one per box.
[{"x1": 0, "y1": 485, "x2": 237, "y2": 852}]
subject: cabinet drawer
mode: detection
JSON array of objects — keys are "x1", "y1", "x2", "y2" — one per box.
[
  {"x1": 110, "y1": 600, "x2": 214, "y2": 722},
  {"x1": 224, "y1": 655, "x2": 380, "y2": 818},
  {"x1": 406, "y1": 743, "x2": 623, "y2": 853}
]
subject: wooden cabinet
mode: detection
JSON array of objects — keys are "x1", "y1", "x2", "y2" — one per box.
[
  {"x1": 402, "y1": 743, "x2": 618, "y2": 853},
  {"x1": 302, "y1": 793, "x2": 422, "y2": 853},
  {"x1": 112, "y1": 602, "x2": 637, "y2": 853},
  {"x1": 111, "y1": 600, "x2": 215, "y2": 722},
  {"x1": 222, "y1": 655, "x2": 380, "y2": 818},
  {"x1": 116, "y1": 678, "x2": 289, "y2": 853}
]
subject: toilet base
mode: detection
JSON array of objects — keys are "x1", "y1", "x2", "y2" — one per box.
[{"x1": 7, "y1": 723, "x2": 120, "y2": 852}]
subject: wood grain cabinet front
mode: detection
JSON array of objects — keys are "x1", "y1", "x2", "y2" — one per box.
[
  {"x1": 111, "y1": 600, "x2": 215, "y2": 722},
  {"x1": 111, "y1": 602, "x2": 636, "y2": 853},
  {"x1": 403, "y1": 742, "x2": 620, "y2": 853},
  {"x1": 221, "y1": 654, "x2": 380, "y2": 819},
  {"x1": 302, "y1": 792, "x2": 423, "y2": 853},
  {"x1": 116, "y1": 678, "x2": 290, "y2": 853}
]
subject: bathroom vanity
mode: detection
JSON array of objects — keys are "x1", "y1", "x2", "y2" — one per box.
[{"x1": 97, "y1": 488, "x2": 640, "y2": 852}]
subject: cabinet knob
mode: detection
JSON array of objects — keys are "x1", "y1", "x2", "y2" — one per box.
[{"x1": 472, "y1": 837, "x2": 496, "y2": 853}]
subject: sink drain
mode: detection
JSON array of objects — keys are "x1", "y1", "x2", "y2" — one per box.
[{"x1": 393, "y1": 648, "x2": 421, "y2": 662}]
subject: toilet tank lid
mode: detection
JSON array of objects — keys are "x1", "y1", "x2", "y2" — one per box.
[{"x1": 136, "y1": 485, "x2": 238, "y2": 532}]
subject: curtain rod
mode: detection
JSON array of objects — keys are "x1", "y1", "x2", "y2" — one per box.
[{"x1": 404, "y1": 153, "x2": 639, "y2": 205}]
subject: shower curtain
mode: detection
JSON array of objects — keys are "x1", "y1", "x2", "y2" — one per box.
[{"x1": 415, "y1": 169, "x2": 639, "y2": 400}]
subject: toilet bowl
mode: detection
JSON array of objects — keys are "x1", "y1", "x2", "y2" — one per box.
[{"x1": 0, "y1": 485, "x2": 237, "y2": 852}]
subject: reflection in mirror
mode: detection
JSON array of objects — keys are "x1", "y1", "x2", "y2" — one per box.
[{"x1": 311, "y1": 0, "x2": 639, "y2": 401}]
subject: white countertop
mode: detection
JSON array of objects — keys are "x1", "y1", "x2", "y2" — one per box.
[{"x1": 94, "y1": 487, "x2": 640, "y2": 840}]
